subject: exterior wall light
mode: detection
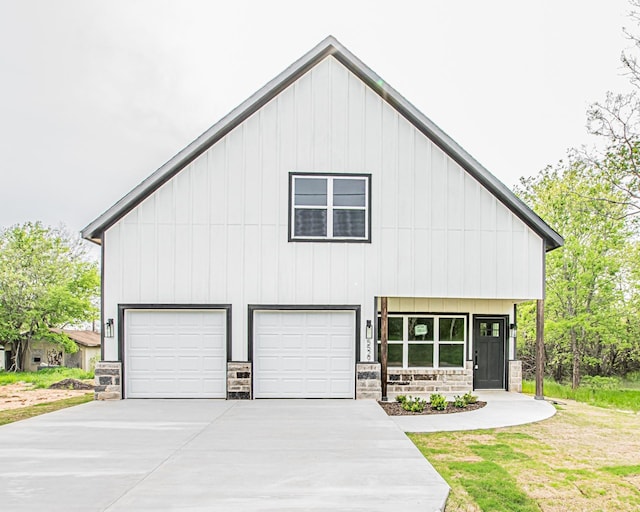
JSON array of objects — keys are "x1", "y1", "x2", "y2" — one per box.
[
  {"x1": 105, "y1": 318, "x2": 114, "y2": 338},
  {"x1": 509, "y1": 323, "x2": 517, "y2": 339},
  {"x1": 366, "y1": 320, "x2": 373, "y2": 340}
]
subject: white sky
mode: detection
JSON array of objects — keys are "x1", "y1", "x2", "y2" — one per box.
[{"x1": 0, "y1": 0, "x2": 634, "y2": 234}]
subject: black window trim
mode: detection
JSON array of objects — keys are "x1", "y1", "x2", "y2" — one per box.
[
  {"x1": 288, "y1": 172, "x2": 372, "y2": 243},
  {"x1": 375, "y1": 311, "x2": 468, "y2": 369}
]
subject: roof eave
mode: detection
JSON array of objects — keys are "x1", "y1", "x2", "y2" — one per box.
[
  {"x1": 81, "y1": 36, "x2": 343, "y2": 241},
  {"x1": 81, "y1": 35, "x2": 564, "y2": 251}
]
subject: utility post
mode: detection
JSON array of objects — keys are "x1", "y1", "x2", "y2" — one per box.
[
  {"x1": 380, "y1": 296, "x2": 388, "y2": 401},
  {"x1": 535, "y1": 298, "x2": 545, "y2": 400}
]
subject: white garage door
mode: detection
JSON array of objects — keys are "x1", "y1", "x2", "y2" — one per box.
[
  {"x1": 125, "y1": 309, "x2": 226, "y2": 398},
  {"x1": 253, "y1": 310, "x2": 355, "y2": 398}
]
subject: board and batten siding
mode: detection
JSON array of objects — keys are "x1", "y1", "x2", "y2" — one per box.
[{"x1": 102, "y1": 55, "x2": 543, "y2": 361}]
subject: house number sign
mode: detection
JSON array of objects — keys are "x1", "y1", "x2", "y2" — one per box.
[{"x1": 415, "y1": 324, "x2": 428, "y2": 336}]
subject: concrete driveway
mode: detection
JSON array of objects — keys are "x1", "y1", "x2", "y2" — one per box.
[{"x1": 0, "y1": 400, "x2": 449, "y2": 511}]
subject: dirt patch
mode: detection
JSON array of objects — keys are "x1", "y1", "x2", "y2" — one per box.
[
  {"x1": 0, "y1": 383, "x2": 93, "y2": 411},
  {"x1": 378, "y1": 400, "x2": 487, "y2": 416}
]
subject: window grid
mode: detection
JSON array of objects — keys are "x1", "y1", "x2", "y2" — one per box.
[
  {"x1": 378, "y1": 314, "x2": 466, "y2": 369},
  {"x1": 291, "y1": 174, "x2": 369, "y2": 240}
]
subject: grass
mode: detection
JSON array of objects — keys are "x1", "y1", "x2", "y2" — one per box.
[
  {"x1": 621, "y1": 371, "x2": 640, "y2": 390},
  {"x1": 409, "y1": 400, "x2": 640, "y2": 511},
  {"x1": 0, "y1": 394, "x2": 93, "y2": 426},
  {"x1": 0, "y1": 367, "x2": 94, "y2": 388},
  {"x1": 522, "y1": 379, "x2": 640, "y2": 412}
]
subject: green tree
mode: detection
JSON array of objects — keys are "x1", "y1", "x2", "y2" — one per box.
[
  {"x1": 0, "y1": 222, "x2": 99, "y2": 371},
  {"x1": 517, "y1": 160, "x2": 637, "y2": 387},
  {"x1": 516, "y1": 1, "x2": 640, "y2": 385}
]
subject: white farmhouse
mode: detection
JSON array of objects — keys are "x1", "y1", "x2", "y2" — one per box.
[{"x1": 83, "y1": 37, "x2": 562, "y2": 400}]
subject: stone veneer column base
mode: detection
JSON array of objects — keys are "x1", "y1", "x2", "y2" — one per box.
[
  {"x1": 356, "y1": 362, "x2": 382, "y2": 400},
  {"x1": 94, "y1": 361, "x2": 122, "y2": 400},
  {"x1": 227, "y1": 362, "x2": 252, "y2": 399},
  {"x1": 508, "y1": 360, "x2": 523, "y2": 392}
]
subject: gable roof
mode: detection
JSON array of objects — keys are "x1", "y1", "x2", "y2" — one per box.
[
  {"x1": 82, "y1": 36, "x2": 563, "y2": 251},
  {"x1": 49, "y1": 329, "x2": 101, "y2": 347}
]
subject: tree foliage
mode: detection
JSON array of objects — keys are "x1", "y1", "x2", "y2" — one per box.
[
  {"x1": 515, "y1": 1, "x2": 640, "y2": 386},
  {"x1": 586, "y1": 0, "x2": 640, "y2": 224},
  {"x1": 0, "y1": 222, "x2": 99, "y2": 371},
  {"x1": 516, "y1": 160, "x2": 640, "y2": 385}
]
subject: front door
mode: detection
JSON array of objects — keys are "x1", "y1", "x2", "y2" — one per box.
[{"x1": 473, "y1": 317, "x2": 506, "y2": 389}]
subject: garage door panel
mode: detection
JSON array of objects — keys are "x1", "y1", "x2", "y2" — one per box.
[
  {"x1": 177, "y1": 356, "x2": 201, "y2": 371},
  {"x1": 153, "y1": 356, "x2": 176, "y2": 371},
  {"x1": 202, "y1": 356, "x2": 225, "y2": 370},
  {"x1": 306, "y1": 379, "x2": 329, "y2": 392},
  {"x1": 281, "y1": 356, "x2": 304, "y2": 370},
  {"x1": 330, "y1": 333, "x2": 353, "y2": 348},
  {"x1": 257, "y1": 334, "x2": 283, "y2": 349},
  {"x1": 256, "y1": 379, "x2": 278, "y2": 393},
  {"x1": 306, "y1": 357, "x2": 329, "y2": 371},
  {"x1": 175, "y1": 334, "x2": 201, "y2": 349},
  {"x1": 203, "y1": 381, "x2": 225, "y2": 394},
  {"x1": 330, "y1": 356, "x2": 352, "y2": 371},
  {"x1": 306, "y1": 335, "x2": 330, "y2": 350},
  {"x1": 129, "y1": 378, "x2": 172, "y2": 394},
  {"x1": 128, "y1": 334, "x2": 151, "y2": 349},
  {"x1": 281, "y1": 378, "x2": 305, "y2": 392},
  {"x1": 254, "y1": 311, "x2": 355, "y2": 398},
  {"x1": 282, "y1": 334, "x2": 304, "y2": 349},
  {"x1": 330, "y1": 380, "x2": 352, "y2": 394},
  {"x1": 125, "y1": 309, "x2": 226, "y2": 398},
  {"x1": 255, "y1": 357, "x2": 280, "y2": 371}
]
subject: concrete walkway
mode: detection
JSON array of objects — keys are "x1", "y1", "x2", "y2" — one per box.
[
  {"x1": 0, "y1": 399, "x2": 449, "y2": 512},
  {"x1": 391, "y1": 391, "x2": 557, "y2": 432}
]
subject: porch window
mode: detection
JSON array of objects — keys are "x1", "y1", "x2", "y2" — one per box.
[{"x1": 378, "y1": 314, "x2": 466, "y2": 368}]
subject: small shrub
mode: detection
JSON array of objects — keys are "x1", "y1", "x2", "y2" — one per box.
[
  {"x1": 430, "y1": 393, "x2": 447, "y2": 411},
  {"x1": 396, "y1": 394, "x2": 407, "y2": 404},
  {"x1": 624, "y1": 371, "x2": 640, "y2": 383},
  {"x1": 454, "y1": 395, "x2": 467, "y2": 408},
  {"x1": 401, "y1": 395, "x2": 427, "y2": 413},
  {"x1": 463, "y1": 391, "x2": 478, "y2": 405}
]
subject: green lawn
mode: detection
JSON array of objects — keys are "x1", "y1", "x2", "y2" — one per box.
[
  {"x1": 0, "y1": 394, "x2": 94, "y2": 426},
  {"x1": 409, "y1": 400, "x2": 640, "y2": 511},
  {"x1": 0, "y1": 367, "x2": 94, "y2": 388},
  {"x1": 522, "y1": 379, "x2": 640, "y2": 412}
]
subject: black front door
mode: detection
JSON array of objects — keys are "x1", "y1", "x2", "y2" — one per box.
[{"x1": 473, "y1": 317, "x2": 506, "y2": 389}]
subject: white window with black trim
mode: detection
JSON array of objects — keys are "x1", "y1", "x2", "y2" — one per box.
[
  {"x1": 289, "y1": 173, "x2": 371, "y2": 241},
  {"x1": 377, "y1": 314, "x2": 466, "y2": 368}
]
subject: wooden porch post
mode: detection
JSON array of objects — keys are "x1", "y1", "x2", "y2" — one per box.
[
  {"x1": 535, "y1": 298, "x2": 545, "y2": 400},
  {"x1": 380, "y1": 297, "x2": 388, "y2": 401}
]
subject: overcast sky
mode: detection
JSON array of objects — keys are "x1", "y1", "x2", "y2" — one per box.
[{"x1": 0, "y1": 0, "x2": 634, "y2": 236}]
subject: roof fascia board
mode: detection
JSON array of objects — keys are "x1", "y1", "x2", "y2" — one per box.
[
  {"x1": 81, "y1": 37, "x2": 339, "y2": 241},
  {"x1": 82, "y1": 36, "x2": 563, "y2": 250},
  {"x1": 328, "y1": 41, "x2": 563, "y2": 250}
]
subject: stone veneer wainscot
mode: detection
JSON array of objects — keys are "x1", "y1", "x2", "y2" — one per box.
[
  {"x1": 94, "y1": 361, "x2": 122, "y2": 400},
  {"x1": 385, "y1": 362, "x2": 474, "y2": 400},
  {"x1": 508, "y1": 360, "x2": 523, "y2": 392},
  {"x1": 355, "y1": 362, "x2": 382, "y2": 400},
  {"x1": 227, "y1": 362, "x2": 252, "y2": 399}
]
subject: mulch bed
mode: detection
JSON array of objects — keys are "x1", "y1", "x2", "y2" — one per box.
[
  {"x1": 48, "y1": 379, "x2": 95, "y2": 390},
  {"x1": 378, "y1": 400, "x2": 487, "y2": 416}
]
